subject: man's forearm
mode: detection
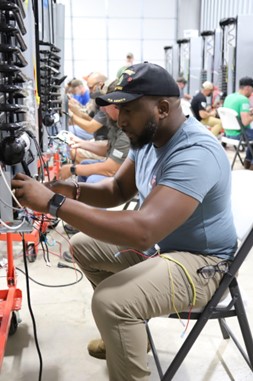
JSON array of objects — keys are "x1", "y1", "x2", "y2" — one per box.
[
  {"x1": 46, "y1": 177, "x2": 124, "y2": 208},
  {"x1": 71, "y1": 113, "x2": 101, "y2": 133},
  {"x1": 75, "y1": 141, "x2": 108, "y2": 156},
  {"x1": 75, "y1": 160, "x2": 120, "y2": 178}
]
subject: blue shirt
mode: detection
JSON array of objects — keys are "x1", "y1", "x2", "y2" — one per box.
[
  {"x1": 73, "y1": 91, "x2": 90, "y2": 106},
  {"x1": 128, "y1": 116, "x2": 237, "y2": 260}
]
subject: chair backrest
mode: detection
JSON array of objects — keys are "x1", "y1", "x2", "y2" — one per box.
[
  {"x1": 231, "y1": 170, "x2": 253, "y2": 241},
  {"x1": 181, "y1": 99, "x2": 193, "y2": 117},
  {"x1": 217, "y1": 107, "x2": 241, "y2": 131}
]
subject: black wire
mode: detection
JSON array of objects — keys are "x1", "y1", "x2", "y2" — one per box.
[
  {"x1": 40, "y1": 239, "x2": 47, "y2": 263},
  {"x1": 62, "y1": 220, "x2": 72, "y2": 240},
  {"x1": 25, "y1": 130, "x2": 50, "y2": 181},
  {"x1": 44, "y1": 240, "x2": 50, "y2": 263},
  {"x1": 21, "y1": 235, "x2": 43, "y2": 381},
  {"x1": 16, "y1": 263, "x2": 84, "y2": 288}
]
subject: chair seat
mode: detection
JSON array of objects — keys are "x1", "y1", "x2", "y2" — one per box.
[
  {"x1": 221, "y1": 135, "x2": 253, "y2": 146},
  {"x1": 221, "y1": 136, "x2": 241, "y2": 146},
  {"x1": 169, "y1": 286, "x2": 249, "y2": 317}
]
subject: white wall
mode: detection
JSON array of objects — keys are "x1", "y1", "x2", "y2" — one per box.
[{"x1": 59, "y1": 0, "x2": 177, "y2": 81}]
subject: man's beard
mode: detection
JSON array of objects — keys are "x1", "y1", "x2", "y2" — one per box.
[{"x1": 130, "y1": 118, "x2": 158, "y2": 149}]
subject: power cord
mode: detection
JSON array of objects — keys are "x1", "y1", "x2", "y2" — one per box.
[
  {"x1": 21, "y1": 235, "x2": 43, "y2": 381},
  {"x1": 16, "y1": 262, "x2": 83, "y2": 287}
]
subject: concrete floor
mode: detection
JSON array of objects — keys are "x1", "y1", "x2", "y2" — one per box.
[{"x1": 0, "y1": 146, "x2": 253, "y2": 381}]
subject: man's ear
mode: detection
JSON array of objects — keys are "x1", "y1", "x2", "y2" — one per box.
[{"x1": 158, "y1": 99, "x2": 170, "y2": 119}]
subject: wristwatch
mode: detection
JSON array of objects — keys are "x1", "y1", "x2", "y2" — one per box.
[
  {"x1": 48, "y1": 193, "x2": 66, "y2": 217},
  {"x1": 70, "y1": 164, "x2": 77, "y2": 176}
]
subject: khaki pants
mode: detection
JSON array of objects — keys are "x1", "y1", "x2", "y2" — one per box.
[
  {"x1": 201, "y1": 116, "x2": 223, "y2": 136},
  {"x1": 71, "y1": 232, "x2": 225, "y2": 381}
]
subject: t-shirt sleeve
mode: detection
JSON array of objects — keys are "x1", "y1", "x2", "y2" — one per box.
[
  {"x1": 240, "y1": 99, "x2": 250, "y2": 113},
  {"x1": 93, "y1": 110, "x2": 108, "y2": 125},
  {"x1": 108, "y1": 132, "x2": 130, "y2": 164}
]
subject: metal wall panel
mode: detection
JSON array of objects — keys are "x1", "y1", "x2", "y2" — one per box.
[
  {"x1": 201, "y1": 0, "x2": 253, "y2": 31},
  {"x1": 236, "y1": 14, "x2": 253, "y2": 86}
]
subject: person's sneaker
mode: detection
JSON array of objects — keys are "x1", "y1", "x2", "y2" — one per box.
[
  {"x1": 64, "y1": 223, "x2": 79, "y2": 235},
  {"x1": 87, "y1": 338, "x2": 151, "y2": 360},
  {"x1": 63, "y1": 251, "x2": 74, "y2": 263},
  {"x1": 244, "y1": 159, "x2": 251, "y2": 170}
]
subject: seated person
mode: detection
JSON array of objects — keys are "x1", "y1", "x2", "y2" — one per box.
[
  {"x1": 223, "y1": 76, "x2": 253, "y2": 170},
  {"x1": 191, "y1": 81, "x2": 223, "y2": 136},
  {"x1": 68, "y1": 72, "x2": 108, "y2": 136},
  {"x1": 67, "y1": 72, "x2": 110, "y2": 159},
  {"x1": 11, "y1": 63, "x2": 238, "y2": 378},
  {"x1": 60, "y1": 80, "x2": 130, "y2": 183},
  {"x1": 69, "y1": 78, "x2": 90, "y2": 106},
  {"x1": 176, "y1": 76, "x2": 192, "y2": 101}
]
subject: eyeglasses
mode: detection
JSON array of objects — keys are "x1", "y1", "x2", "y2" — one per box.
[{"x1": 197, "y1": 260, "x2": 230, "y2": 279}]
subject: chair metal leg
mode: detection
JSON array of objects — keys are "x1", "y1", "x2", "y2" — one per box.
[
  {"x1": 230, "y1": 281, "x2": 253, "y2": 370},
  {"x1": 231, "y1": 139, "x2": 244, "y2": 169},
  {"x1": 218, "y1": 318, "x2": 230, "y2": 340},
  {"x1": 145, "y1": 321, "x2": 164, "y2": 380}
]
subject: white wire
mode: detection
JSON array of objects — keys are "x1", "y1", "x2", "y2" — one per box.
[
  {"x1": 0, "y1": 166, "x2": 23, "y2": 209},
  {"x1": 0, "y1": 218, "x2": 26, "y2": 231},
  {"x1": 0, "y1": 194, "x2": 24, "y2": 211}
]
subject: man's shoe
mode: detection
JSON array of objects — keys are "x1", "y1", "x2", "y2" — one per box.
[
  {"x1": 64, "y1": 223, "x2": 79, "y2": 235},
  {"x1": 63, "y1": 251, "x2": 74, "y2": 263},
  {"x1": 87, "y1": 338, "x2": 106, "y2": 360},
  {"x1": 244, "y1": 159, "x2": 251, "y2": 169},
  {"x1": 87, "y1": 338, "x2": 151, "y2": 360}
]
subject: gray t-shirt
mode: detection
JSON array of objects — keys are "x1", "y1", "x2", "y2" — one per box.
[
  {"x1": 107, "y1": 120, "x2": 130, "y2": 164},
  {"x1": 128, "y1": 116, "x2": 237, "y2": 260},
  {"x1": 93, "y1": 110, "x2": 108, "y2": 140}
]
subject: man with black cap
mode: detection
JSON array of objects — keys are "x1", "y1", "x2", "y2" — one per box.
[
  {"x1": 12, "y1": 63, "x2": 237, "y2": 381},
  {"x1": 223, "y1": 76, "x2": 253, "y2": 170}
]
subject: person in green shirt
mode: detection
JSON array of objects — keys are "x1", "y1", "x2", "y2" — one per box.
[{"x1": 223, "y1": 76, "x2": 253, "y2": 169}]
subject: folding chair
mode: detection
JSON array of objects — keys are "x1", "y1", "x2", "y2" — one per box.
[
  {"x1": 217, "y1": 107, "x2": 253, "y2": 169},
  {"x1": 145, "y1": 170, "x2": 253, "y2": 380},
  {"x1": 180, "y1": 99, "x2": 194, "y2": 117},
  {"x1": 122, "y1": 195, "x2": 139, "y2": 211}
]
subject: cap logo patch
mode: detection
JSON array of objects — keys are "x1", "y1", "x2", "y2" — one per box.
[
  {"x1": 107, "y1": 97, "x2": 127, "y2": 103},
  {"x1": 123, "y1": 69, "x2": 135, "y2": 76},
  {"x1": 118, "y1": 69, "x2": 136, "y2": 85}
]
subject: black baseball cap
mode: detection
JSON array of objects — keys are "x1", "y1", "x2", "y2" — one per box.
[
  {"x1": 95, "y1": 62, "x2": 180, "y2": 106},
  {"x1": 239, "y1": 76, "x2": 253, "y2": 87}
]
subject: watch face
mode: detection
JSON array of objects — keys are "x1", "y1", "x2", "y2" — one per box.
[
  {"x1": 53, "y1": 194, "x2": 65, "y2": 204},
  {"x1": 49, "y1": 193, "x2": 66, "y2": 217},
  {"x1": 70, "y1": 165, "x2": 76, "y2": 175}
]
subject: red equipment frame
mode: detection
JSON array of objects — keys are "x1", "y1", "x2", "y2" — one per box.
[
  {"x1": 0, "y1": 233, "x2": 22, "y2": 368},
  {"x1": 0, "y1": 152, "x2": 60, "y2": 368}
]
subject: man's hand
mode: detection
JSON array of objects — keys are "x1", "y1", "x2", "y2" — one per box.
[
  {"x1": 68, "y1": 98, "x2": 80, "y2": 107},
  {"x1": 44, "y1": 179, "x2": 77, "y2": 199},
  {"x1": 11, "y1": 173, "x2": 54, "y2": 213},
  {"x1": 68, "y1": 98, "x2": 83, "y2": 117},
  {"x1": 59, "y1": 164, "x2": 72, "y2": 180},
  {"x1": 69, "y1": 135, "x2": 82, "y2": 147}
]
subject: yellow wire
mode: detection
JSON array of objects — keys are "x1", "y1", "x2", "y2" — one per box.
[
  {"x1": 167, "y1": 261, "x2": 185, "y2": 324},
  {"x1": 160, "y1": 254, "x2": 197, "y2": 306}
]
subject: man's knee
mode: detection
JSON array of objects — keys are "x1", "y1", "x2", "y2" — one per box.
[
  {"x1": 92, "y1": 281, "x2": 125, "y2": 324},
  {"x1": 70, "y1": 232, "x2": 93, "y2": 262}
]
